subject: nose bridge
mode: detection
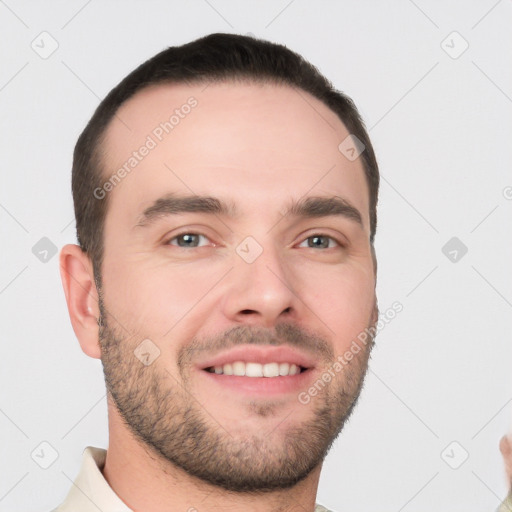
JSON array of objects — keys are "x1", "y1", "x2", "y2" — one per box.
[{"x1": 222, "y1": 234, "x2": 298, "y2": 325}]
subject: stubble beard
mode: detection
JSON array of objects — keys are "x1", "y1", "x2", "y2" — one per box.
[{"x1": 98, "y1": 296, "x2": 375, "y2": 493}]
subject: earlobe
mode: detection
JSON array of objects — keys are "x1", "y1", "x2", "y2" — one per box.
[{"x1": 59, "y1": 244, "x2": 102, "y2": 359}]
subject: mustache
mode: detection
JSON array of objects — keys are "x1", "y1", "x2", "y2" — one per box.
[{"x1": 177, "y1": 323, "x2": 334, "y2": 369}]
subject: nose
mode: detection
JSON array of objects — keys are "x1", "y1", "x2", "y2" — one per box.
[{"x1": 220, "y1": 241, "x2": 300, "y2": 328}]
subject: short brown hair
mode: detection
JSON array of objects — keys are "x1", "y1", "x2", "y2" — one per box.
[{"x1": 71, "y1": 33, "x2": 379, "y2": 286}]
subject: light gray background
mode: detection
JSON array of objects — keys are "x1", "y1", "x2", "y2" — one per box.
[{"x1": 1, "y1": 1, "x2": 511, "y2": 511}]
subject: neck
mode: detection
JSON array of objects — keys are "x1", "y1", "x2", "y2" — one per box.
[{"x1": 103, "y1": 405, "x2": 323, "y2": 512}]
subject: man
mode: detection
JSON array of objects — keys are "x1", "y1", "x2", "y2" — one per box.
[{"x1": 56, "y1": 33, "x2": 380, "y2": 512}]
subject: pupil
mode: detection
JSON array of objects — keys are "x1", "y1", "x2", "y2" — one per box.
[
  {"x1": 179, "y1": 234, "x2": 198, "y2": 247},
  {"x1": 310, "y1": 236, "x2": 328, "y2": 248}
]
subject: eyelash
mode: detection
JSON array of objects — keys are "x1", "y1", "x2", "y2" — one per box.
[{"x1": 165, "y1": 232, "x2": 345, "y2": 250}]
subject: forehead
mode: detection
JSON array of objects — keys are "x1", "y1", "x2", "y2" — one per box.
[{"x1": 101, "y1": 81, "x2": 369, "y2": 228}]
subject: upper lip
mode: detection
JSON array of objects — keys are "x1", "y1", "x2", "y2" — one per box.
[{"x1": 196, "y1": 345, "x2": 318, "y2": 370}]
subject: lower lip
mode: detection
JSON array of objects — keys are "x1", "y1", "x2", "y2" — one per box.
[{"x1": 198, "y1": 368, "x2": 314, "y2": 396}]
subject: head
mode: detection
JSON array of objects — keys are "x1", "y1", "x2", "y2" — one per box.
[{"x1": 60, "y1": 33, "x2": 380, "y2": 492}]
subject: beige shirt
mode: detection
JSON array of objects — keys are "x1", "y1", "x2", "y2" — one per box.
[
  {"x1": 52, "y1": 446, "x2": 333, "y2": 512},
  {"x1": 499, "y1": 493, "x2": 512, "y2": 512}
]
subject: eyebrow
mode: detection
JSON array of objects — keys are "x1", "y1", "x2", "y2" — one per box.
[
  {"x1": 134, "y1": 193, "x2": 363, "y2": 229},
  {"x1": 135, "y1": 194, "x2": 237, "y2": 228},
  {"x1": 287, "y1": 195, "x2": 363, "y2": 227}
]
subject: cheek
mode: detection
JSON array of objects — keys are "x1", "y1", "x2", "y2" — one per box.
[
  {"x1": 301, "y1": 265, "x2": 375, "y2": 351},
  {"x1": 101, "y1": 257, "x2": 225, "y2": 335}
]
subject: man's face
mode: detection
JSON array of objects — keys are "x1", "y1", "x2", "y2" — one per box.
[{"x1": 98, "y1": 81, "x2": 377, "y2": 491}]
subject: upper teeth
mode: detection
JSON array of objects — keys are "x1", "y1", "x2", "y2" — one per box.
[{"x1": 209, "y1": 362, "x2": 302, "y2": 377}]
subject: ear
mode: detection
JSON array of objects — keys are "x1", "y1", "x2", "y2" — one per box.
[{"x1": 59, "y1": 244, "x2": 101, "y2": 359}]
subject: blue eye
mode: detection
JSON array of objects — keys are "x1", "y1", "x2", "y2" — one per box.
[
  {"x1": 168, "y1": 233, "x2": 210, "y2": 248},
  {"x1": 298, "y1": 235, "x2": 340, "y2": 249}
]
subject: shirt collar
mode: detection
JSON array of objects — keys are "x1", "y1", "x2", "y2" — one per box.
[{"x1": 56, "y1": 446, "x2": 132, "y2": 512}]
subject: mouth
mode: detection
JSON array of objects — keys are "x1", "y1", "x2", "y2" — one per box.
[
  {"x1": 196, "y1": 346, "x2": 317, "y2": 396},
  {"x1": 204, "y1": 361, "x2": 308, "y2": 377}
]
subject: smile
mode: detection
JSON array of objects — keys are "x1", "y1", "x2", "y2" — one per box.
[{"x1": 205, "y1": 361, "x2": 306, "y2": 377}]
